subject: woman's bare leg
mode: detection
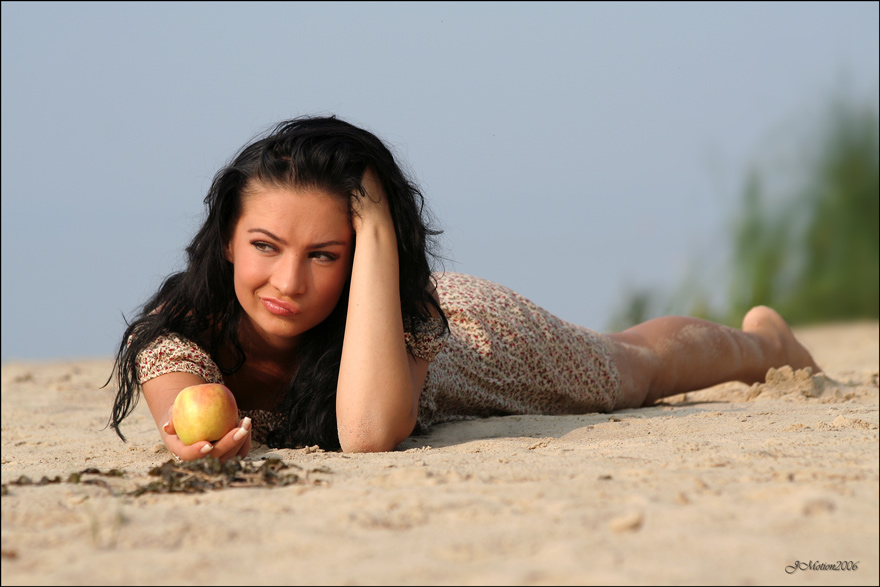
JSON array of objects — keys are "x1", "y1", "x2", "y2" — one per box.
[{"x1": 607, "y1": 306, "x2": 821, "y2": 409}]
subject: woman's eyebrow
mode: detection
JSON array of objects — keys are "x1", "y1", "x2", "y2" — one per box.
[
  {"x1": 247, "y1": 229, "x2": 346, "y2": 250},
  {"x1": 247, "y1": 228, "x2": 286, "y2": 244}
]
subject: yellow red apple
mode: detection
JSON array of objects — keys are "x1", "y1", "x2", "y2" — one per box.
[{"x1": 172, "y1": 383, "x2": 239, "y2": 445}]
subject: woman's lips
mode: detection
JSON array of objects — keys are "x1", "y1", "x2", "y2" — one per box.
[{"x1": 260, "y1": 297, "x2": 301, "y2": 316}]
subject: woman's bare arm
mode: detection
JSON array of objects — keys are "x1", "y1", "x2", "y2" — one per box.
[{"x1": 335, "y1": 169, "x2": 429, "y2": 452}]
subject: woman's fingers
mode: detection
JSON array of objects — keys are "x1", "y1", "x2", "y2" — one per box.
[
  {"x1": 352, "y1": 167, "x2": 392, "y2": 233},
  {"x1": 164, "y1": 417, "x2": 251, "y2": 463},
  {"x1": 360, "y1": 167, "x2": 384, "y2": 200},
  {"x1": 162, "y1": 404, "x2": 176, "y2": 435},
  {"x1": 162, "y1": 410, "x2": 213, "y2": 460},
  {"x1": 232, "y1": 417, "x2": 252, "y2": 442},
  {"x1": 209, "y1": 417, "x2": 252, "y2": 463},
  {"x1": 235, "y1": 435, "x2": 253, "y2": 459},
  {"x1": 165, "y1": 434, "x2": 214, "y2": 461}
]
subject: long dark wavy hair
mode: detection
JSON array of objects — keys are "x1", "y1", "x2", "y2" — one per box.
[{"x1": 108, "y1": 115, "x2": 447, "y2": 450}]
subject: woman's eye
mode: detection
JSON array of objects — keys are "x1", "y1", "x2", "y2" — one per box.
[
  {"x1": 310, "y1": 251, "x2": 339, "y2": 262},
  {"x1": 252, "y1": 241, "x2": 276, "y2": 252}
]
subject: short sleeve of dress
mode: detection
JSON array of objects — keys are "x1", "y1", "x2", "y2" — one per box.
[
  {"x1": 135, "y1": 332, "x2": 224, "y2": 385},
  {"x1": 403, "y1": 316, "x2": 449, "y2": 363}
]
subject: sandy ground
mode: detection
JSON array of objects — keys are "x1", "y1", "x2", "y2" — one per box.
[{"x1": 1, "y1": 321, "x2": 878, "y2": 586}]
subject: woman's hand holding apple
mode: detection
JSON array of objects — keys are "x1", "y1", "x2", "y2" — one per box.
[
  {"x1": 160, "y1": 383, "x2": 252, "y2": 463},
  {"x1": 162, "y1": 413, "x2": 252, "y2": 463}
]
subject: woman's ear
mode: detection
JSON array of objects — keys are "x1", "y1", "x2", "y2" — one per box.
[{"x1": 224, "y1": 240, "x2": 233, "y2": 263}]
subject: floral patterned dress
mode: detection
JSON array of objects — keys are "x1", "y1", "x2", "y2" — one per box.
[{"x1": 136, "y1": 272, "x2": 620, "y2": 445}]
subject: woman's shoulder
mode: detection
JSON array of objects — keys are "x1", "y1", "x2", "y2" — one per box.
[
  {"x1": 431, "y1": 271, "x2": 514, "y2": 300},
  {"x1": 432, "y1": 271, "x2": 498, "y2": 287},
  {"x1": 135, "y1": 331, "x2": 224, "y2": 385}
]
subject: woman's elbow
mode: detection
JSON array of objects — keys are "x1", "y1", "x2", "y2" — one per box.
[
  {"x1": 337, "y1": 420, "x2": 414, "y2": 453},
  {"x1": 339, "y1": 437, "x2": 397, "y2": 453}
]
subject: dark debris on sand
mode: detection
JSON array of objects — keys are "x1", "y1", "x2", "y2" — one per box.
[{"x1": 1, "y1": 457, "x2": 329, "y2": 497}]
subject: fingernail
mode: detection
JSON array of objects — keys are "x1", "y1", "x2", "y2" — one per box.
[
  {"x1": 200, "y1": 443, "x2": 213, "y2": 454},
  {"x1": 233, "y1": 419, "x2": 251, "y2": 442},
  {"x1": 162, "y1": 421, "x2": 172, "y2": 433}
]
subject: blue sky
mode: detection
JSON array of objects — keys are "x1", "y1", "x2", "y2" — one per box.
[{"x1": 2, "y1": 1, "x2": 878, "y2": 361}]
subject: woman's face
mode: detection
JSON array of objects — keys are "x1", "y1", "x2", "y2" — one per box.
[{"x1": 225, "y1": 183, "x2": 353, "y2": 351}]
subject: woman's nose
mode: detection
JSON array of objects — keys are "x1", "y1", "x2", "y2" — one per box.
[{"x1": 273, "y1": 256, "x2": 308, "y2": 296}]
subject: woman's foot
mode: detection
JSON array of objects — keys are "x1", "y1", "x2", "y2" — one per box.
[{"x1": 741, "y1": 306, "x2": 822, "y2": 375}]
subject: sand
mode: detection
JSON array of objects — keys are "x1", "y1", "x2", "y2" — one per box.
[{"x1": 2, "y1": 321, "x2": 878, "y2": 586}]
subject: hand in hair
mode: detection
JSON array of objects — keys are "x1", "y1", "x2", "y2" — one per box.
[{"x1": 351, "y1": 167, "x2": 393, "y2": 235}]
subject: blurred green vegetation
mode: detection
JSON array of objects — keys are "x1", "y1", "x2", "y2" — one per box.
[{"x1": 608, "y1": 91, "x2": 879, "y2": 331}]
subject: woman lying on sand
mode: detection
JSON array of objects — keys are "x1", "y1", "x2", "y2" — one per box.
[{"x1": 108, "y1": 115, "x2": 820, "y2": 461}]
